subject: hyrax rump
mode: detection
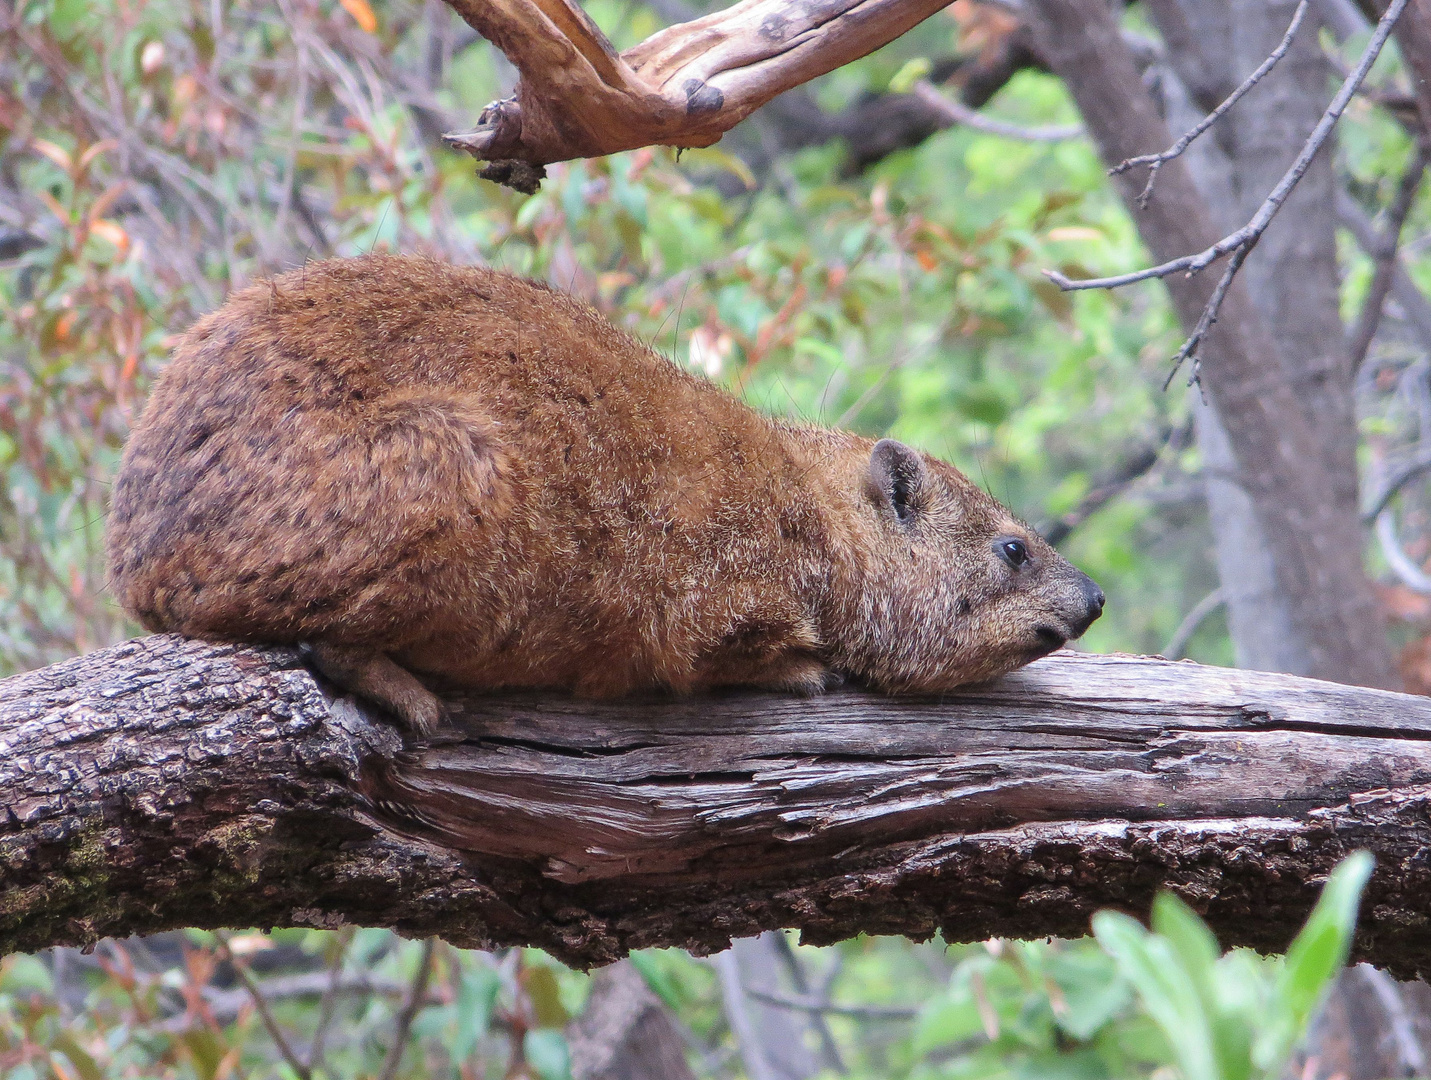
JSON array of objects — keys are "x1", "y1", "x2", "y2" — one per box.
[{"x1": 107, "y1": 255, "x2": 1104, "y2": 733}]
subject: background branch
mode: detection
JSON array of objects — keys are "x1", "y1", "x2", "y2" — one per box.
[
  {"x1": 1047, "y1": 0, "x2": 1407, "y2": 380},
  {"x1": 1347, "y1": 139, "x2": 1431, "y2": 374},
  {"x1": 1111, "y1": 0, "x2": 1310, "y2": 209}
]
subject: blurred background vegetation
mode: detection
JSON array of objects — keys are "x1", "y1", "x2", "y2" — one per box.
[{"x1": 2, "y1": 0, "x2": 1427, "y2": 1075}]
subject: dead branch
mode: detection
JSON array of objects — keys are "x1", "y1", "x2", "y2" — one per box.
[
  {"x1": 7, "y1": 636, "x2": 1431, "y2": 975},
  {"x1": 742, "y1": 988, "x2": 918, "y2": 1020},
  {"x1": 215, "y1": 930, "x2": 313, "y2": 1080},
  {"x1": 1364, "y1": 443, "x2": 1431, "y2": 522},
  {"x1": 1376, "y1": 506, "x2": 1431, "y2": 593},
  {"x1": 438, "y1": 0, "x2": 957, "y2": 188},
  {"x1": 1339, "y1": 192, "x2": 1431, "y2": 353},
  {"x1": 1036, "y1": 423, "x2": 1188, "y2": 547},
  {"x1": 1111, "y1": 1, "x2": 1310, "y2": 209},
  {"x1": 377, "y1": 938, "x2": 436, "y2": 1080},
  {"x1": 1046, "y1": 0, "x2": 1408, "y2": 385}
]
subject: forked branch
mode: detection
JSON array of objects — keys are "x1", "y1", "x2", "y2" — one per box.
[{"x1": 439, "y1": 0, "x2": 956, "y2": 189}]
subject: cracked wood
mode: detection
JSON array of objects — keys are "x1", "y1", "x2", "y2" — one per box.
[{"x1": 4, "y1": 636, "x2": 1431, "y2": 973}]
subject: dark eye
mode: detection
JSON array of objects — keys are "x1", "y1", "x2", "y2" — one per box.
[{"x1": 997, "y1": 538, "x2": 1030, "y2": 568}]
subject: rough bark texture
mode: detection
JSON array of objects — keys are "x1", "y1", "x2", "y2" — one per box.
[
  {"x1": 1024, "y1": 0, "x2": 1395, "y2": 689},
  {"x1": 7, "y1": 636, "x2": 1431, "y2": 975}
]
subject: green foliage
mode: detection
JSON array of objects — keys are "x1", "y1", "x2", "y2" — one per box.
[
  {"x1": 0, "y1": 857, "x2": 1375, "y2": 1078},
  {"x1": 1090, "y1": 852, "x2": 1374, "y2": 1080}
]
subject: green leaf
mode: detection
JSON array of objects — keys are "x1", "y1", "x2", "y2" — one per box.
[
  {"x1": 890, "y1": 57, "x2": 933, "y2": 94},
  {"x1": 1045, "y1": 948, "x2": 1131, "y2": 1041},
  {"x1": 1092, "y1": 910, "x2": 1219, "y2": 1080},
  {"x1": 51, "y1": 1033, "x2": 103, "y2": 1080},
  {"x1": 47, "y1": 0, "x2": 86, "y2": 40},
  {"x1": 0, "y1": 955, "x2": 53, "y2": 994},
  {"x1": 524, "y1": 1029, "x2": 572, "y2": 1080},
  {"x1": 1150, "y1": 892, "x2": 1219, "y2": 993},
  {"x1": 628, "y1": 951, "x2": 682, "y2": 1011},
  {"x1": 525, "y1": 964, "x2": 570, "y2": 1028},
  {"x1": 914, "y1": 981, "x2": 987, "y2": 1052},
  {"x1": 1254, "y1": 851, "x2": 1373, "y2": 1073},
  {"x1": 452, "y1": 964, "x2": 502, "y2": 1061}
]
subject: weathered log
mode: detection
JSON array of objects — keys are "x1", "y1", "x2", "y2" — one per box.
[{"x1": 4, "y1": 635, "x2": 1431, "y2": 974}]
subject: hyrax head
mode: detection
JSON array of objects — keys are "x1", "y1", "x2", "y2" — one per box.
[{"x1": 844, "y1": 438, "x2": 1104, "y2": 691}]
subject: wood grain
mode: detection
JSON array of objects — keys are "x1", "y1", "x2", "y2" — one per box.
[{"x1": 4, "y1": 636, "x2": 1431, "y2": 973}]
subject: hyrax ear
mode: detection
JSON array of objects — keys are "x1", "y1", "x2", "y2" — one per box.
[{"x1": 868, "y1": 439, "x2": 927, "y2": 524}]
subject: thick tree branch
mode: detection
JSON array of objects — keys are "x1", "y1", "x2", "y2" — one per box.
[
  {"x1": 439, "y1": 0, "x2": 957, "y2": 186},
  {"x1": 7, "y1": 637, "x2": 1431, "y2": 974}
]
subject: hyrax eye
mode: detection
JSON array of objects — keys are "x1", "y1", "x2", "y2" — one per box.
[{"x1": 996, "y1": 538, "x2": 1031, "y2": 568}]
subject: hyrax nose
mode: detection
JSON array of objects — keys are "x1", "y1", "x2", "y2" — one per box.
[{"x1": 1073, "y1": 573, "x2": 1105, "y2": 635}]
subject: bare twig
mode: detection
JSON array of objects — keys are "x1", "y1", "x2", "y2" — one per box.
[
  {"x1": 1363, "y1": 443, "x2": 1431, "y2": 522},
  {"x1": 1162, "y1": 586, "x2": 1226, "y2": 661},
  {"x1": 1038, "y1": 424, "x2": 1189, "y2": 546},
  {"x1": 1051, "y1": 0, "x2": 1406, "y2": 294},
  {"x1": 1161, "y1": 244, "x2": 1250, "y2": 389},
  {"x1": 1354, "y1": 965, "x2": 1428, "y2": 1074},
  {"x1": 910, "y1": 81, "x2": 1083, "y2": 142},
  {"x1": 1347, "y1": 140, "x2": 1431, "y2": 375},
  {"x1": 213, "y1": 931, "x2": 313, "y2": 1080},
  {"x1": 1111, "y1": 1, "x2": 1310, "y2": 209},
  {"x1": 306, "y1": 925, "x2": 356, "y2": 1074},
  {"x1": 742, "y1": 988, "x2": 919, "y2": 1020},
  {"x1": 714, "y1": 951, "x2": 780, "y2": 1080},
  {"x1": 770, "y1": 933, "x2": 845, "y2": 1075},
  {"x1": 376, "y1": 938, "x2": 437, "y2": 1080},
  {"x1": 1046, "y1": 0, "x2": 1409, "y2": 383}
]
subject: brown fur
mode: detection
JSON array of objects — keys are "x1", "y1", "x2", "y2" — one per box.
[{"x1": 107, "y1": 255, "x2": 1103, "y2": 732}]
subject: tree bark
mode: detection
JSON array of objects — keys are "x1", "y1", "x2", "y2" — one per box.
[
  {"x1": 567, "y1": 960, "x2": 697, "y2": 1080},
  {"x1": 6, "y1": 636, "x2": 1431, "y2": 975},
  {"x1": 1023, "y1": 0, "x2": 1395, "y2": 689},
  {"x1": 1146, "y1": 0, "x2": 1323, "y2": 677},
  {"x1": 437, "y1": 0, "x2": 956, "y2": 180}
]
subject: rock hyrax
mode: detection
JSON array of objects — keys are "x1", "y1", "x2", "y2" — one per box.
[{"x1": 107, "y1": 255, "x2": 1104, "y2": 732}]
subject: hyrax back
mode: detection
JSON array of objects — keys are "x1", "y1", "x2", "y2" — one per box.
[{"x1": 108, "y1": 255, "x2": 1103, "y2": 732}]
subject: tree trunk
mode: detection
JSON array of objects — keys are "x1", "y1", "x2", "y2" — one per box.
[
  {"x1": 1023, "y1": 0, "x2": 1395, "y2": 688},
  {"x1": 567, "y1": 960, "x2": 698, "y2": 1080},
  {"x1": 1150, "y1": 0, "x2": 1357, "y2": 679},
  {"x1": 6, "y1": 635, "x2": 1431, "y2": 975}
]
